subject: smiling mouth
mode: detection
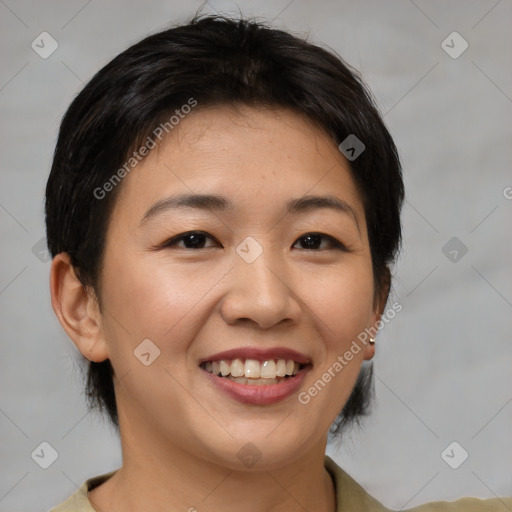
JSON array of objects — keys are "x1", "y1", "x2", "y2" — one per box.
[{"x1": 200, "y1": 358, "x2": 307, "y2": 386}]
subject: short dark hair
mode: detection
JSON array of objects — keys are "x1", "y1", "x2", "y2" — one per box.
[{"x1": 45, "y1": 14, "x2": 404, "y2": 436}]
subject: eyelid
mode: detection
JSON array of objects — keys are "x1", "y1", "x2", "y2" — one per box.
[
  {"x1": 292, "y1": 232, "x2": 350, "y2": 251},
  {"x1": 153, "y1": 230, "x2": 221, "y2": 250},
  {"x1": 153, "y1": 231, "x2": 349, "y2": 252}
]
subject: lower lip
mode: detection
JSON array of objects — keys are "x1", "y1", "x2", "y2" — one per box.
[{"x1": 201, "y1": 367, "x2": 310, "y2": 405}]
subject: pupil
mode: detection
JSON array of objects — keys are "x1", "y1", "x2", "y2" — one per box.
[
  {"x1": 302, "y1": 234, "x2": 321, "y2": 249},
  {"x1": 185, "y1": 234, "x2": 204, "y2": 248}
]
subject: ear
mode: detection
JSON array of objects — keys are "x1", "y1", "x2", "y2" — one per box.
[
  {"x1": 363, "y1": 267, "x2": 391, "y2": 361},
  {"x1": 50, "y1": 253, "x2": 109, "y2": 362}
]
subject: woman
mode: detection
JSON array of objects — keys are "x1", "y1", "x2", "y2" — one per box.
[{"x1": 46, "y1": 15, "x2": 511, "y2": 511}]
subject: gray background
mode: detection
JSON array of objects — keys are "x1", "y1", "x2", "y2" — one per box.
[{"x1": 0, "y1": 0, "x2": 511, "y2": 510}]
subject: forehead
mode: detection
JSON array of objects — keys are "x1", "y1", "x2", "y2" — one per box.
[{"x1": 112, "y1": 105, "x2": 364, "y2": 223}]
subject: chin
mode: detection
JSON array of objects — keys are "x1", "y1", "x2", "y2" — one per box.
[{"x1": 196, "y1": 421, "x2": 321, "y2": 471}]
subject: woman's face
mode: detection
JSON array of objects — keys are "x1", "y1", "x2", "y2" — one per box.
[{"x1": 96, "y1": 105, "x2": 384, "y2": 470}]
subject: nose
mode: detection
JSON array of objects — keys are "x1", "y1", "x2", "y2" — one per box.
[{"x1": 219, "y1": 247, "x2": 301, "y2": 329}]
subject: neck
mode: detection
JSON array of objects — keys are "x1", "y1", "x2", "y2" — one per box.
[{"x1": 88, "y1": 412, "x2": 336, "y2": 512}]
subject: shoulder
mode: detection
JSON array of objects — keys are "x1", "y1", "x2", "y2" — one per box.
[
  {"x1": 405, "y1": 497, "x2": 512, "y2": 511},
  {"x1": 324, "y1": 455, "x2": 512, "y2": 512},
  {"x1": 49, "y1": 470, "x2": 118, "y2": 512}
]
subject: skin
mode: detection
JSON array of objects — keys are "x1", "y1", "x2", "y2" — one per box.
[{"x1": 50, "y1": 105, "x2": 389, "y2": 512}]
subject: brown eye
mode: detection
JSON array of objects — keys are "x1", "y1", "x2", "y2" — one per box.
[
  {"x1": 161, "y1": 231, "x2": 220, "y2": 249},
  {"x1": 293, "y1": 233, "x2": 346, "y2": 251}
]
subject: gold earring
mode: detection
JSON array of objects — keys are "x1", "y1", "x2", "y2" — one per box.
[{"x1": 369, "y1": 337, "x2": 375, "y2": 344}]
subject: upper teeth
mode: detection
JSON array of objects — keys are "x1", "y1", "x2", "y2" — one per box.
[{"x1": 203, "y1": 359, "x2": 301, "y2": 379}]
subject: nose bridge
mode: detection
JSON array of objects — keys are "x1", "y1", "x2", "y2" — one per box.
[
  {"x1": 220, "y1": 236, "x2": 299, "y2": 327},
  {"x1": 237, "y1": 238, "x2": 289, "y2": 299},
  {"x1": 243, "y1": 247, "x2": 284, "y2": 292}
]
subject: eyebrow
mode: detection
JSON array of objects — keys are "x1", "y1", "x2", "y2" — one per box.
[{"x1": 139, "y1": 193, "x2": 360, "y2": 231}]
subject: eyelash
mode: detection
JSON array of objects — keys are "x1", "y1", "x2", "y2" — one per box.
[{"x1": 158, "y1": 230, "x2": 348, "y2": 251}]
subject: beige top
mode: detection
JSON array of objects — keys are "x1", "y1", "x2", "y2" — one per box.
[{"x1": 50, "y1": 455, "x2": 512, "y2": 511}]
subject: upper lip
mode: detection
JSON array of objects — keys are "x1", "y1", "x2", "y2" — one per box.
[{"x1": 199, "y1": 347, "x2": 311, "y2": 365}]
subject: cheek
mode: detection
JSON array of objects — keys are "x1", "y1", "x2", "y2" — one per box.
[
  {"x1": 297, "y1": 265, "x2": 373, "y2": 430},
  {"x1": 99, "y1": 251, "x2": 230, "y2": 358},
  {"x1": 294, "y1": 260, "x2": 374, "y2": 414},
  {"x1": 97, "y1": 256, "x2": 224, "y2": 430},
  {"x1": 300, "y1": 260, "x2": 375, "y2": 347}
]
